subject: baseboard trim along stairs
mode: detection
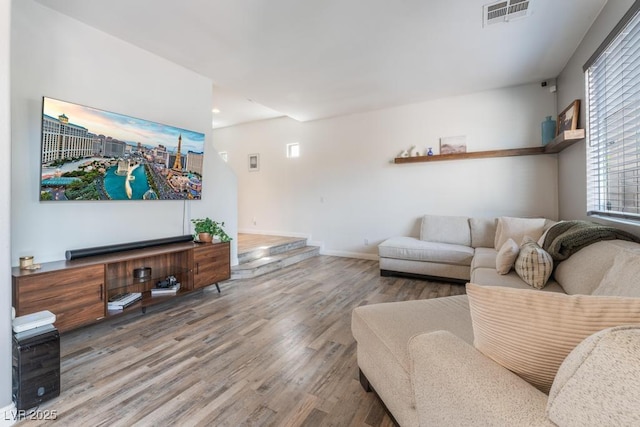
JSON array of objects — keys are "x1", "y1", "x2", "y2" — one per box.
[{"x1": 231, "y1": 235, "x2": 320, "y2": 280}]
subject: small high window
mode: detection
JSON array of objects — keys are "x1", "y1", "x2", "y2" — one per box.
[{"x1": 287, "y1": 143, "x2": 300, "y2": 158}]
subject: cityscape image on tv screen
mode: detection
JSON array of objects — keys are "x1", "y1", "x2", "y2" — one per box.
[{"x1": 40, "y1": 97, "x2": 205, "y2": 201}]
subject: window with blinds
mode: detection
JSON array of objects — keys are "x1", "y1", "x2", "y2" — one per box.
[{"x1": 586, "y1": 4, "x2": 640, "y2": 222}]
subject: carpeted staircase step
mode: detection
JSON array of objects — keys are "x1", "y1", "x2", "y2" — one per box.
[{"x1": 231, "y1": 245, "x2": 320, "y2": 280}]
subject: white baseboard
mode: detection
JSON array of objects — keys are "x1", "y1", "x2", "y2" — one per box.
[
  {"x1": 0, "y1": 402, "x2": 17, "y2": 427},
  {"x1": 320, "y1": 249, "x2": 379, "y2": 261},
  {"x1": 307, "y1": 240, "x2": 324, "y2": 250}
]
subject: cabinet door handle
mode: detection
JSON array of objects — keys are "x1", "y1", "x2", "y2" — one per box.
[{"x1": 100, "y1": 284, "x2": 104, "y2": 301}]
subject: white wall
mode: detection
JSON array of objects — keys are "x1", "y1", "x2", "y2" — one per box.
[
  {"x1": 11, "y1": 0, "x2": 238, "y2": 265},
  {"x1": 556, "y1": 0, "x2": 639, "y2": 235},
  {"x1": 215, "y1": 83, "x2": 557, "y2": 258},
  {"x1": 0, "y1": 0, "x2": 13, "y2": 420}
]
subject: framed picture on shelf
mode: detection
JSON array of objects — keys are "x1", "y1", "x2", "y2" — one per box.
[
  {"x1": 557, "y1": 100, "x2": 580, "y2": 136},
  {"x1": 440, "y1": 135, "x2": 467, "y2": 155},
  {"x1": 248, "y1": 153, "x2": 260, "y2": 172}
]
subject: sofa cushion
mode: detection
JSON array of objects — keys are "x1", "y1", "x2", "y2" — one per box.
[
  {"x1": 352, "y1": 295, "x2": 473, "y2": 374},
  {"x1": 409, "y1": 331, "x2": 553, "y2": 427},
  {"x1": 496, "y1": 238, "x2": 519, "y2": 275},
  {"x1": 469, "y1": 217, "x2": 497, "y2": 248},
  {"x1": 494, "y1": 217, "x2": 547, "y2": 249},
  {"x1": 592, "y1": 249, "x2": 640, "y2": 297},
  {"x1": 352, "y1": 296, "x2": 473, "y2": 427},
  {"x1": 466, "y1": 283, "x2": 640, "y2": 393},
  {"x1": 420, "y1": 215, "x2": 471, "y2": 246},
  {"x1": 514, "y1": 237, "x2": 553, "y2": 289},
  {"x1": 554, "y1": 240, "x2": 640, "y2": 295},
  {"x1": 547, "y1": 326, "x2": 640, "y2": 426},
  {"x1": 378, "y1": 237, "x2": 474, "y2": 265},
  {"x1": 470, "y1": 247, "x2": 497, "y2": 271},
  {"x1": 470, "y1": 267, "x2": 565, "y2": 293}
]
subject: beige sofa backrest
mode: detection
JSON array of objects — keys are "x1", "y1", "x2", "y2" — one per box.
[
  {"x1": 555, "y1": 239, "x2": 640, "y2": 295},
  {"x1": 419, "y1": 215, "x2": 555, "y2": 249},
  {"x1": 469, "y1": 218, "x2": 498, "y2": 248},
  {"x1": 420, "y1": 215, "x2": 470, "y2": 246}
]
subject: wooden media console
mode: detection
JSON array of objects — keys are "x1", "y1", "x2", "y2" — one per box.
[{"x1": 12, "y1": 241, "x2": 230, "y2": 333}]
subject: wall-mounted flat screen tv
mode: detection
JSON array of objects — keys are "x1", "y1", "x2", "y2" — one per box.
[{"x1": 40, "y1": 97, "x2": 205, "y2": 201}]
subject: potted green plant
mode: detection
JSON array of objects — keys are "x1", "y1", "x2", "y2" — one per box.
[{"x1": 191, "y1": 217, "x2": 232, "y2": 243}]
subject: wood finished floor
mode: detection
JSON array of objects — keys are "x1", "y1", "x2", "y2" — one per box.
[
  {"x1": 237, "y1": 234, "x2": 305, "y2": 254},
  {"x1": 19, "y1": 256, "x2": 465, "y2": 427}
]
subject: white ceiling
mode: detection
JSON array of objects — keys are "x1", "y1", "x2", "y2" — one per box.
[
  {"x1": 211, "y1": 84, "x2": 283, "y2": 129},
  {"x1": 34, "y1": 0, "x2": 607, "y2": 129}
]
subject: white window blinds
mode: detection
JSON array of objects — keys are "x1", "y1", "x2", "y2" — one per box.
[{"x1": 586, "y1": 4, "x2": 640, "y2": 221}]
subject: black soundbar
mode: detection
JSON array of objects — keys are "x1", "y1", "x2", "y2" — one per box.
[{"x1": 65, "y1": 235, "x2": 194, "y2": 260}]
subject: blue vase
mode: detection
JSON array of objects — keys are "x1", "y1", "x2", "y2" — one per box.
[
  {"x1": 427, "y1": 147, "x2": 434, "y2": 156},
  {"x1": 541, "y1": 116, "x2": 556, "y2": 145}
]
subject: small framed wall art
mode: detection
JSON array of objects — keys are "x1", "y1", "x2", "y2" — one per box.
[
  {"x1": 248, "y1": 154, "x2": 260, "y2": 172},
  {"x1": 557, "y1": 100, "x2": 580, "y2": 135},
  {"x1": 440, "y1": 135, "x2": 467, "y2": 155}
]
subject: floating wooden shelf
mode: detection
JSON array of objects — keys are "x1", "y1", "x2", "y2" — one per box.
[
  {"x1": 394, "y1": 129, "x2": 585, "y2": 164},
  {"x1": 544, "y1": 129, "x2": 585, "y2": 153}
]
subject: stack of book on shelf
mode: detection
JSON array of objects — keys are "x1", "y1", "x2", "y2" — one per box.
[
  {"x1": 151, "y1": 282, "x2": 180, "y2": 296},
  {"x1": 107, "y1": 292, "x2": 142, "y2": 311}
]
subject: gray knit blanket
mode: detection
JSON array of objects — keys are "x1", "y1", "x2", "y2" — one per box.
[{"x1": 542, "y1": 220, "x2": 640, "y2": 261}]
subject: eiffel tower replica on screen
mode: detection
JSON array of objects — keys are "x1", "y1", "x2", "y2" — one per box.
[{"x1": 172, "y1": 134, "x2": 183, "y2": 173}]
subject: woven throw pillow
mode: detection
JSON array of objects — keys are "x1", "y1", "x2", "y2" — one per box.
[
  {"x1": 592, "y1": 249, "x2": 640, "y2": 297},
  {"x1": 514, "y1": 236, "x2": 553, "y2": 289},
  {"x1": 494, "y1": 217, "x2": 546, "y2": 249},
  {"x1": 547, "y1": 326, "x2": 640, "y2": 426},
  {"x1": 496, "y1": 238, "x2": 519, "y2": 275},
  {"x1": 466, "y1": 282, "x2": 640, "y2": 393}
]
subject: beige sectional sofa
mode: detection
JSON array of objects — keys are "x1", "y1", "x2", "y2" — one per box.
[
  {"x1": 379, "y1": 214, "x2": 556, "y2": 284},
  {"x1": 353, "y1": 216, "x2": 640, "y2": 426}
]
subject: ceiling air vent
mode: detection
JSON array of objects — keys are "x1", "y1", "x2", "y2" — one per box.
[{"x1": 483, "y1": 0, "x2": 530, "y2": 27}]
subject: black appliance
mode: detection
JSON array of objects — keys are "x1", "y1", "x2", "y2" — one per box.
[{"x1": 12, "y1": 325, "x2": 60, "y2": 410}]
